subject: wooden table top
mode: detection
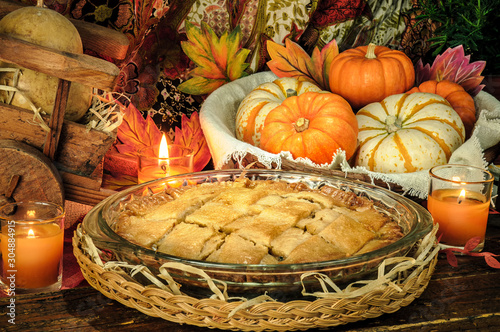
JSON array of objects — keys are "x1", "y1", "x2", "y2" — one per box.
[{"x1": 2, "y1": 214, "x2": 500, "y2": 331}]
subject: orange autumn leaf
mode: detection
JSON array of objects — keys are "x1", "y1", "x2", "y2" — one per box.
[
  {"x1": 116, "y1": 103, "x2": 211, "y2": 172},
  {"x1": 174, "y1": 112, "x2": 211, "y2": 172},
  {"x1": 116, "y1": 103, "x2": 163, "y2": 155},
  {"x1": 266, "y1": 38, "x2": 339, "y2": 91},
  {"x1": 178, "y1": 21, "x2": 250, "y2": 95}
]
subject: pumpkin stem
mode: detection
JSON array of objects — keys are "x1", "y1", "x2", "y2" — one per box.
[
  {"x1": 294, "y1": 117, "x2": 309, "y2": 132},
  {"x1": 365, "y1": 43, "x2": 377, "y2": 59},
  {"x1": 285, "y1": 89, "x2": 297, "y2": 98},
  {"x1": 385, "y1": 115, "x2": 402, "y2": 133}
]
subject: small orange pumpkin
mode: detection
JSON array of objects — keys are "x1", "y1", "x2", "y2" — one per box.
[
  {"x1": 260, "y1": 91, "x2": 358, "y2": 165},
  {"x1": 235, "y1": 77, "x2": 321, "y2": 146},
  {"x1": 328, "y1": 43, "x2": 415, "y2": 110},
  {"x1": 407, "y1": 80, "x2": 476, "y2": 137}
]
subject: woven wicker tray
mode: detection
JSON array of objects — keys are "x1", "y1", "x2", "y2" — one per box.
[{"x1": 73, "y1": 224, "x2": 439, "y2": 331}]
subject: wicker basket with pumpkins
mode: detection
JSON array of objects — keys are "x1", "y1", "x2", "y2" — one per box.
[{"x1": 200, "y1": 39, "x2": 500, "y2": 198}]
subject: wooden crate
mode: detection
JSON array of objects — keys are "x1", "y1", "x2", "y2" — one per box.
[
  {"x1": 0, "y1": 103, "x2": 116, "y2": 177},
  {"x1": 0, "y1": 1, "x2": 130, "y2": 204}
]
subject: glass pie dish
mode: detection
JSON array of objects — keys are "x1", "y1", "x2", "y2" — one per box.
[{"x1": 82, "y1": 169, "x2": 433, "y2": 299}]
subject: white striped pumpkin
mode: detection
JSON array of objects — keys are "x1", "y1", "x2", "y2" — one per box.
[
  {"x1": 355, "y1": 92, "x2": 465, "y2": 173},
  {"x1": 235, "y1": 77, "x2": 321, "y2": 146}
]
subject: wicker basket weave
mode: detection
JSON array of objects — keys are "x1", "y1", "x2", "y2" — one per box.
[{"x1": 73, "y1": 224, "x2": 439, "y2": 331}]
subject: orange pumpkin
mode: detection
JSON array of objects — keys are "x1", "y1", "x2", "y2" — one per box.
[
  {"x1": 260, "y1": 91, "x2": 358, "y2": 165},
  {"x1": 235, "y1": 77, "x2": 322, "y2": 146},
  {"x1": 407, "y1": 80, "x2": 476, "y2": 137},
  {"x1": 328, "y1": 43, "x2": 415, "y2": 110}
]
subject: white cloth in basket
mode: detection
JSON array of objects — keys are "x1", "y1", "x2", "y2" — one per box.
[{"x1": 200, "y1": 72, "x2": 500, "y2": 199}]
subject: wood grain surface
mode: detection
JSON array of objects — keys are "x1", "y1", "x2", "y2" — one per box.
[
  {"x1": 0, "y1": 33, "x2": 120, "y2": 91},
  {"x1": 0, "y1": 139, "x2": 64, "y2": 205}
]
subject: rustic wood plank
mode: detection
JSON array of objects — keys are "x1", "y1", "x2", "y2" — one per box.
[
  {"x1": 0, "y1": 0, "x2": 130, "y2": 61},
  {"x1": 0, "y1": 104, "x2": 116, "y2": 177},
  {"x1": 0, "y1": 33, "x2": 120, "y2": 91},
  {"x1": 43, "y1": 79, "x2": 70, "y2": 160},
  {"x1": 71, "y1": 19, "x2": 130, "y2": 61}
]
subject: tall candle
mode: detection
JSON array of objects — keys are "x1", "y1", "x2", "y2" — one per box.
[
  {"x1": 1, "y1": 223, "x2": 63, "y2": 288},
  {"x1": 427, "y1": 188, "x2": 490, "y2": 246}
]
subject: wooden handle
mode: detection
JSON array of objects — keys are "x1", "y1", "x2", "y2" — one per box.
[
  {"x1": 0, "y1": 33, "x2": 120, "y2": 91},
  {"x1": 5, "y1": 174, "x2": 20, "y2": 198}
]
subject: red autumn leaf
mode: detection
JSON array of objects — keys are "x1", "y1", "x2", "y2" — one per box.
[
  {"x1": 445, "y1": 250, "x2": 458, "y2": 267},
  {"x1": 484, "y1": 254, "x2": 500, "y2": 269},
  {"x1": 463, "y1": 236, "x2": 482, "y2": 252}
]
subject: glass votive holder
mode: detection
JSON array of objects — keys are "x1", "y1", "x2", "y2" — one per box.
[
  {"x1": 427, "y1": 164, "x2": 494, "y2": 252},
  {"x1": 137, "y1": 144, "x2": 194, "y2": 184},
  {"x1": 0, "y1": 201, "x2": 65, "y2": 295}
]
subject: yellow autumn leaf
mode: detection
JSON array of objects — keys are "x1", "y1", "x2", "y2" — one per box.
[
  {"x1": 266, "y1": 38, "x2": 339, "y2": 90},
  {"x1": 179, "y1": 21, "x2": 250, "y2": 95}
]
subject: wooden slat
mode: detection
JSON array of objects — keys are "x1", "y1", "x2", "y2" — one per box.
[
  {"x1": 43, "y1": 79, "x2": 71, "y2": 159},
  {"x1": 0, "y1": 0, "x2": 130, "y2": 61},
  {"x1": 0, "y1": 33, "x2": 120, "y2": 91}
]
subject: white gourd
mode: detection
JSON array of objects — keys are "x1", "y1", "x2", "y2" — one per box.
[{"x1": 355, "y1": 92, "x2": 465, "y2": 173}]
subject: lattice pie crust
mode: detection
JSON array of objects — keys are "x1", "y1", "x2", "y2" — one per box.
[{"x1": 114, "y1": 179, "x2": 403, "y2": 264}]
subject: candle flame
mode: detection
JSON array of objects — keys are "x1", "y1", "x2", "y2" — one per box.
[
  {"x1": 158, "y1": 134, "x2": 170, "y2": 174},
  {"x1": 28, "y1": 229, "x2": 35, "y2": 238},
  {"x1": 457, "y1": 189, "x2": 466, "y2": 204},
  {"x1": 159, "y1": 134, "x2": 169, "y2": 159}
]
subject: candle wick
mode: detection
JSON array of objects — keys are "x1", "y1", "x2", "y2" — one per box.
[{"x1": 457, "y1": 197, "x2": 463, "y2": 204}]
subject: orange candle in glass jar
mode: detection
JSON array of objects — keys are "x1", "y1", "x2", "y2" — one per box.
[
  {"x1": 427, "y1": 188, "x2": 490, "y2": 246},
  {"x1": 1, "y1": 223, "x2": 63, "y2": 288}
]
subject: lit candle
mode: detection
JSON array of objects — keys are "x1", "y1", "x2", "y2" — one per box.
[
  {"x1": 1, "y1": 223, "x2": 63, "y2": 288},
  {"x1": 137, "y1": 134, "x2": 194, "y2": 184},
  {"x1": 427, "y1": 164, "x2": 494, "y2": 252},
  {"x1": 427, "y1": 188, "x2": 490, "y2": 246},
  {"x1": 0, "y1": 202, "x2": 64, "y2": 292}
]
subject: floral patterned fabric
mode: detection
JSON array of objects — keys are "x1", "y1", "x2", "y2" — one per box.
[{"x1": 15, "y1": 0, "x2": 415, "y2": 141}]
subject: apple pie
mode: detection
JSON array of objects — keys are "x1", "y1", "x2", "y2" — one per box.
[{"x1": 114, "y1": 178, "x2": 404, "y2": 264}]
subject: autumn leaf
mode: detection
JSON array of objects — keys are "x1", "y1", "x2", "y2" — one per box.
[
  {"x1": 115, "y1": 103, "x2": 162, "y2": 156},
  {"x1": 266, "y1": 38, "x2": 339, "y2": 90},
  {"x1": 439, "y1": 236, "x2": 500, "y2": 269},
  {"x1": 415, "y1": 45, "x2": 486, "y2": 97},
  {"x1": 173, "y1": 112, "x2": 212, "y2": 172},
  {"x1": 178, "y1": 21, "x2": 250, "y2": 95},
  {"x1": 115, "y1": 103, "x2": 211, "y2": 172}
]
